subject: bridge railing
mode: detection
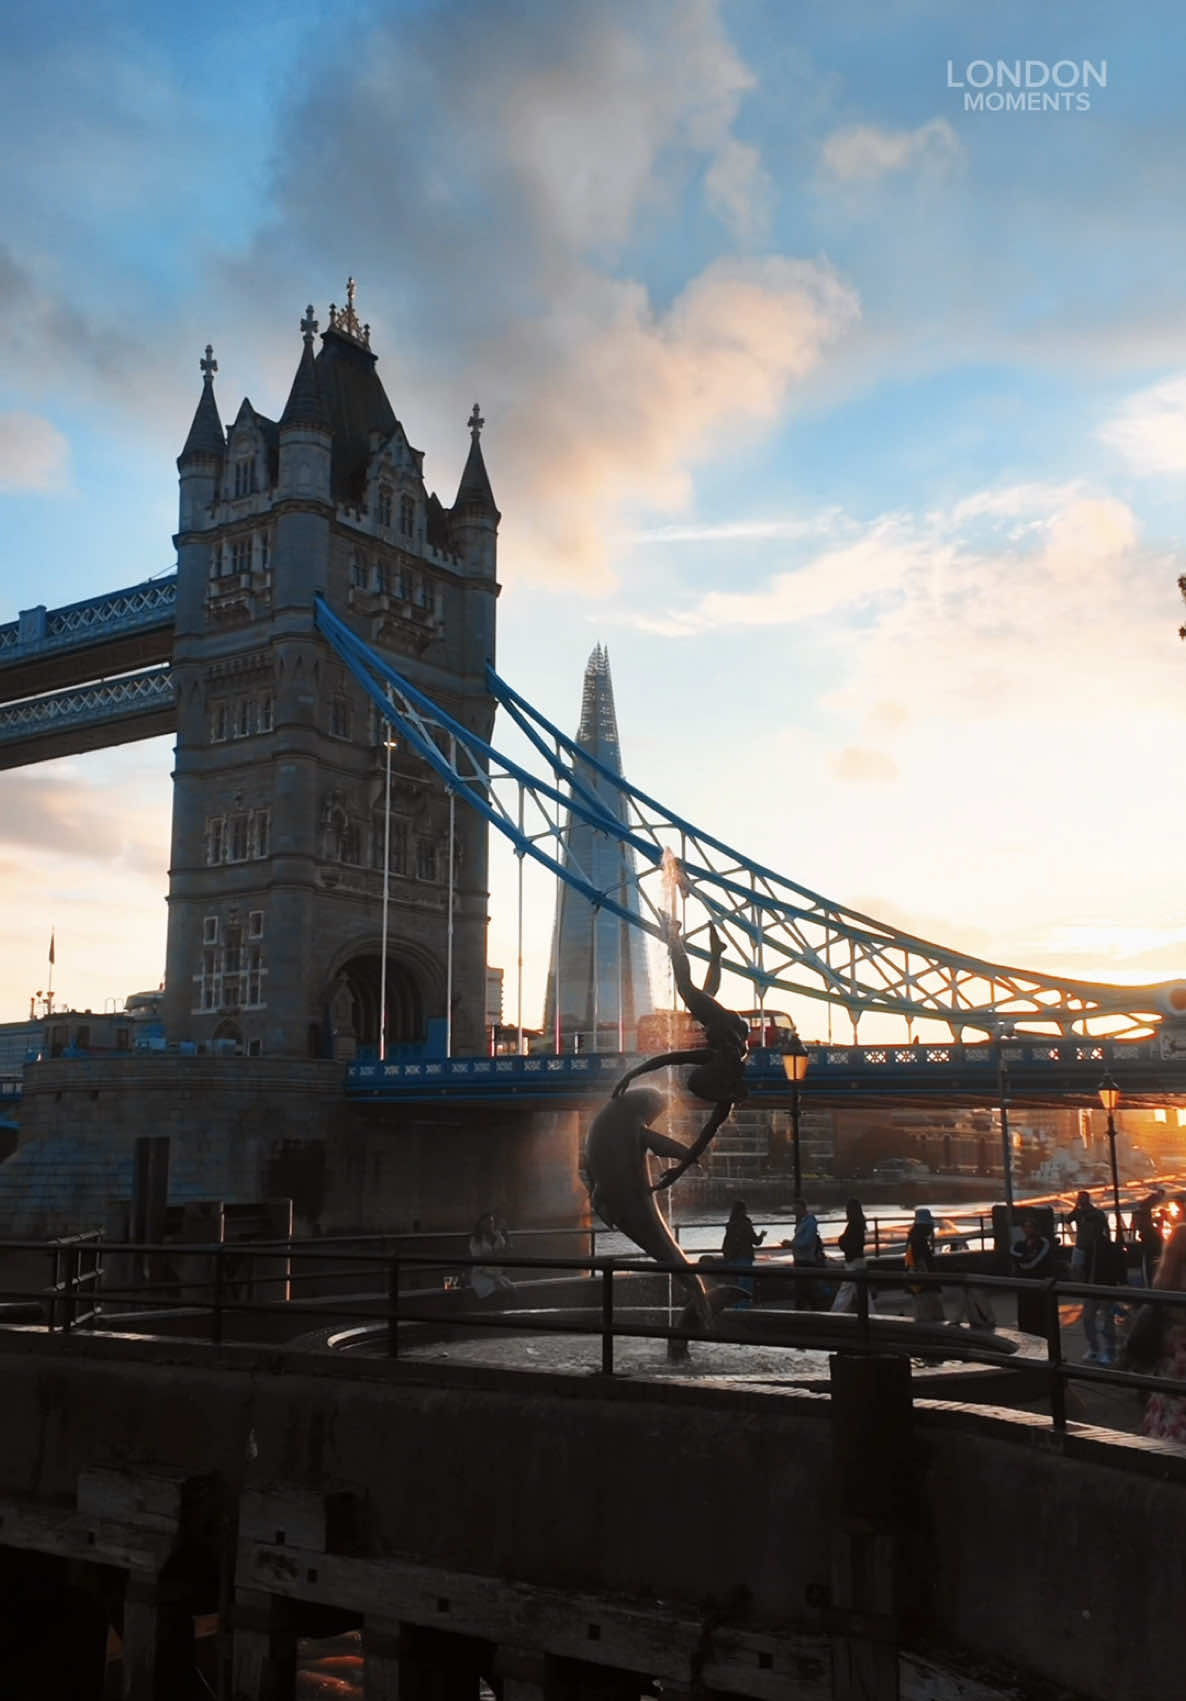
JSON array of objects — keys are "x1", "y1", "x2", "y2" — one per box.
[
  {"x1": 345, "y1": 1036, "x2": 1167, "y2": 1096},
  {"x1": 0, "y1": 1235, "x2": 1177, "y2": 1434},
  {"x1": 0, "y1": 576, "x2": 177, "y2": 659}
]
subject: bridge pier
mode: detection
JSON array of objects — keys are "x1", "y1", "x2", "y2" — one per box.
[
  {"x1": 828, "y1": 1355, "x2": 914, "y2": 1701},
  {"x1": 122, "y1": 1570, "x2": 199, "y2": 1700},
  {"x1": 231, "y1": 1587, "x2": 301, "y2": 1700}
]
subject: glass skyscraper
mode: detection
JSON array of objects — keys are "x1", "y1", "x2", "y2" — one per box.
[{"x1": 541, "y1": 646, "x2": 653, "y2": 1049}]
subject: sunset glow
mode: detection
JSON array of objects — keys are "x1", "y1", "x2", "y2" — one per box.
[{"x1": 2, "y1": 1, "x2": 1184, "y2": 1037}]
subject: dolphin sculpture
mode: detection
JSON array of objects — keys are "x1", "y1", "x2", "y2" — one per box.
[{"x1": 581, "y1": 1087, "x2": 712, "y2": 1343}]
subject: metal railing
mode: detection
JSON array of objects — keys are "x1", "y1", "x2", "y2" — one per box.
[{"x1": 5, "y1": 1235, "x2": 1183, "y2": 1435}]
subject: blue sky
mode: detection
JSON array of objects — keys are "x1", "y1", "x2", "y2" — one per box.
[{"x1": 3, "y1": 0, "x2": 1186, "y2": 1033}]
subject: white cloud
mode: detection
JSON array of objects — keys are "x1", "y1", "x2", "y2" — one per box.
[
  {"x1": 607, "y1": 478, "x2": 1186, "y2": 993},
  {"x1": 240, "y1": 0, "x2": 858, "y2": 590},
  {"x1": 1099, "y1": 373, "x2": 1186, "y2": 475},
  {"x1": 0, "y1": 412, "x2": 70, "y2": 492},
  {"x1": 819, "y1": 118, "x2": 962, "y2": 182},
  {"x1": 831, "y1": 745, "x2": 900, "y2": 784}
]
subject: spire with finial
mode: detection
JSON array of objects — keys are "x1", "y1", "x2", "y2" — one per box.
[
  {"x1": 453, "y1": 398, "x2": 498, "y2": 520},
  {"x1": 281, "y1": 305, "x2": 329, "y2": 433},
  {"x1": 179, "y1": 342, "x2": 226, "y2": 464},
  {"x1": 326, "y1": 275, "x2": 370, "y2": 347}
]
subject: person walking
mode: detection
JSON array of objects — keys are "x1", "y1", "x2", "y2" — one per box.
[
  {"x1": 1072, "y1": 1194, "x2": 1118, "y2": 1363},
  {"x1": 468, "y1": 1213, "x2": 515, "y2": 1301},
  {"x1": 830, "y1": 1198, "x2": 867, "y2": 1314},
  {"x1": 721, "y1": 1199, "x2": 765, "y2": 1306},
  {"x1": 1068, "y1": 1189, "x2": 1104, "y2": 1279},
  {"x1": 1011, "y1": 1213, "x2": 1053, "y2": 1336},
  {"x1": 790, "y1": 1197, "x2": 826, "y2": 1309},
  {"x1": 906, "y1": 1207, "x2": 943, "y2": 1323},
  {"x1": 1129, "y1": 1192, "x2": 1165, "y2": 1287}
]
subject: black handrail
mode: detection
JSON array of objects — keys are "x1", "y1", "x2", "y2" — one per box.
[{"x1": 11, "y1": 1235, "x2": 1185, "y2": 1434}]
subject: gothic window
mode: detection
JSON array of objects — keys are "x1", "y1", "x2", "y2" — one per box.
[
  {"x1": 246, "y1": 943, "x2": 264, "y2": 1006},
  {"x1": 248, "y1": 910, "x2": 264, "y2": 939},
  {"x1": 200, "y1": 948, "x2": 219, "y2": 1009},
  {"x1": 203, "y1": 916, "x2": 219, "y2": 945},
  {"x1": 400, "y1": 494, "x2": 414, "y2": 537},
  {"x1": 208, "y1": 547, "x2": 221, "y2": 582},
  {"x1": 412, "y1": 575, "x2": 428, "y2": 609},
  {"x1": 352, "y1": 551, "x2": 368, "y2": 589},
  {"x1": 206, "y1": 817, "x2": 227, "y2": 865},
  {"x1": 252, "y1": 811, "x2": 271, "y2": 859},
  {"x1": 374, "y1": 818, "x2": 407, "y2": 876},
  {"x1": 235, "y1": 697, "x2": 253, "y2": 738},
  {"x1": 211, "y1": 702, "x2": 229, "y2": 742},
  {"x1": 391, "y1": 823, "x2": 407, "y2": 876},
  {"x1": 258, "y1": 694, "x2": 274, "y2": 733},
  {"x1": 230, "y1": 538, "x2": 252, "y2": 575},
  {"x1": 416, "y1": 840, "x2": 438, "y2": 882},
  {"x1": 233, "y1": 458, "x2": 256, "y2": 498},
  {"x1": 342, "y1": 821, "x2": 362, "y2": 865},
  {"x1": 330, "y1": 696, "x2": 350, "y2": 739},
  {"x1": 223, "y1": 921, "x2": 243, "y2": 1006},
  {"x1": 377, "y1": 486, "x2": 393, "y2": 528},
  {"x1": 229, "y1": 814, "x2": 250, "y2": 862},
  {"x1": 258, "y1": 531, "x2": 269, "y2": 572}
]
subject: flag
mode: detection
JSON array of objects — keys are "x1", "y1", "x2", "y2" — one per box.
[{"x1": 48, "y1": 930, "x2": 54, "y2": 967}]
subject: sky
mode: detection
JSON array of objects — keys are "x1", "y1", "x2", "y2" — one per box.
[{"x1": 2, "y1": 0, "x2": 1186, "y2": 1038}]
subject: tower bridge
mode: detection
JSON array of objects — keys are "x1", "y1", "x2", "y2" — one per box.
[{"x1": 2, "y1": 284, "x2": 1186, "y2": 1240}]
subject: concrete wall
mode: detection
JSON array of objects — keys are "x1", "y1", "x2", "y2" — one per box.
[
  {"x1": 0, "y1": 1328, "x2": 1181, "y2": 1698},
  {"x1": 5, "y1": 1057, "x2": 586, "y2": 1239}
]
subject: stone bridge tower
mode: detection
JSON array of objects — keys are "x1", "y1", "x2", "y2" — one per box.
[{"x1": 164, "y1": 284, "x2": 499, "y2": 1059}]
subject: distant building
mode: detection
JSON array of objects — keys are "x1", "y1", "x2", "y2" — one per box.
[{"x1": 541, "y1": 646, "x2": 652, "y2": 1049}]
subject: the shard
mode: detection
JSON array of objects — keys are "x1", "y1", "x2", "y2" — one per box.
[{"x1": 541, "y1": 646, "x2": 653, "y2": 1049}]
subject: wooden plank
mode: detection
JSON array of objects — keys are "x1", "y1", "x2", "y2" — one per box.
[
  {"x1": 238, "y1": 1542, "x2": 831, "y2": 1701},
  {"x1": 238, "y1": 1487, "x2": 357, "y2": 1553},
  {"x1": 76, "y1": 1465, "x2": 213, "y2": 1532},
  {"x1": 0, "y1": 1496, "x2": 173, "y2": 1570}
]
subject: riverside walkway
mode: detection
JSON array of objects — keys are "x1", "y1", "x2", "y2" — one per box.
[{"x1": 0, "y1": 1242, "x2": 1182, "y2": 1698}]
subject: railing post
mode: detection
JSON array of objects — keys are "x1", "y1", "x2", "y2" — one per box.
[
  {"x1": 63, "y1": 1245, "x2": 79, "y2": 1334},
  {"x1": 1044, "y1": 1278, "x2": 1066, "y2": 1431},
  {"x1": 47, "y1": 1247, "x2": 59, "y2": 1333},
  {"x1": 600, "y1": 1265, "x2": 614, "y2": 1376},
  {"x1": 387, "y1": 1256, "x2": 401, "y2": 1358},
  {"x1": 857, "y1": 1269, "x2": 871, "y2": 1348},
  {"x1": 873, "y1": 1219, "x2": 881, "y2": 1258},
  {"x1": 212, "y1": 1244, "x2": 224, "y2": 1346}
]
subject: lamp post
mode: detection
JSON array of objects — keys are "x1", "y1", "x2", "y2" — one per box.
[
  {"x1": 379, "y1": 732, "x2": 396, "y2": 1061},
  {"x1": 998, "y1": 1051, "x2": 1015, "y2": 1248},
  {"x1": 1098, "y1": 1073, "x2": 1123, "y2": 1239},
  {"x1": 782, "y1": 1033, "x2": 811, "y2": 1200}
]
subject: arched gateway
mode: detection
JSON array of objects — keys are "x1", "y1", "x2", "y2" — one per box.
[{"x1": 162, "y1": 284, "x2": 499, "y2": 1057}]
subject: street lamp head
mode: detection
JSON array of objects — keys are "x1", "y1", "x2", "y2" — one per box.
[
  {"x1": 781, "y1": 1033, "x2": 810, "y2": 1084},
  {"x1": 1097, "y1": 1074, "x2": 1121, "y2": 1114}
]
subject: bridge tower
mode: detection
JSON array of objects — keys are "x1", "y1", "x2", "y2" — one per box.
[
  {"x1": 164, "y1": 284, "x2": 499, "y2": 1059},
  {"x1": 542, "y1": 646, "x2": 653, "y2": 1048}
]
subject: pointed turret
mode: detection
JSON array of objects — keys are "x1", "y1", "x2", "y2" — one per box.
[
  {"x1": 278, "y1": 307, "x2": 332, "y2": 504},
  {"x1": 450, "y1": 403, "x2": 500, "y2": 577},
  {"x1": 453, "y1": 403, "x2": 500, "y2": 519},
  {"x1": 280, "y1": 308, "x2": 330, "y2": 432},
  {"x1": 176, "y1": 345, "x2": 225, "y2": 536},
  {"x1": 178, "y1": 345, "x2": 226, "y2": 465}
]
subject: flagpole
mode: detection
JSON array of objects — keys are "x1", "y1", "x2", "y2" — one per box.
[{"x1": 47, "y1": 928, "x2": 55, "y2": 1016}]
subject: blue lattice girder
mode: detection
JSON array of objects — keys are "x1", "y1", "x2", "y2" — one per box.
[{"x1": 315, "y1": 597, "x2": 1185, "y2": 1039}]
